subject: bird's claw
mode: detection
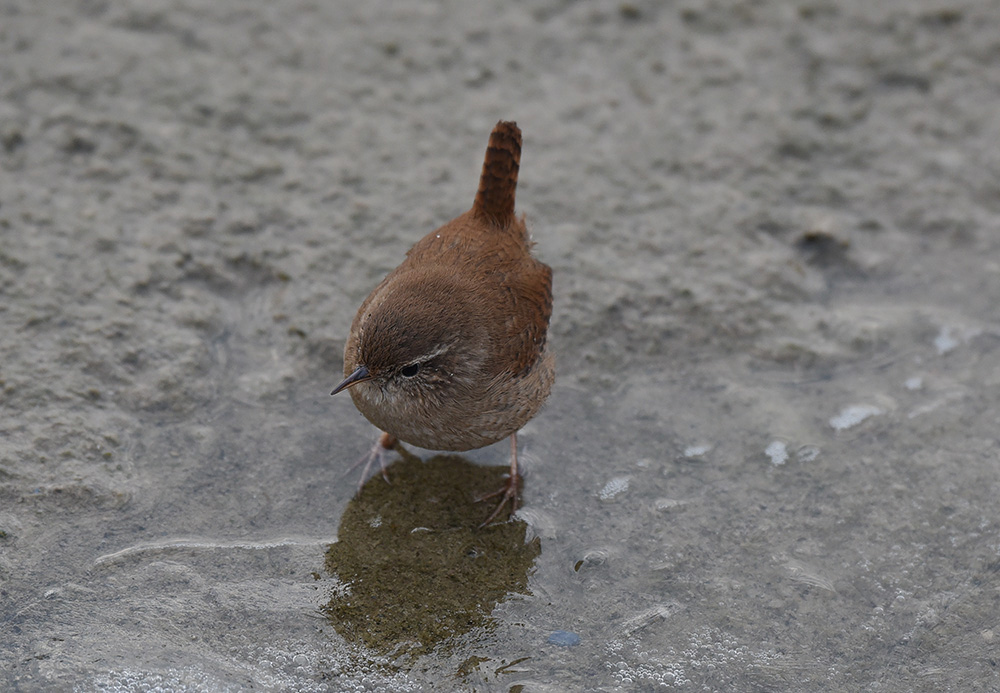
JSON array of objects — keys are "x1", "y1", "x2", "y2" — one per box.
[{"x1": 343, "y1": 432, "x2": 397, "y2": 496}]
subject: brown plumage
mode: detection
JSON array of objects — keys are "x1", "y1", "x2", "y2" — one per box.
[{"x1": 332, "y1": 121, "x2": 554, "y2": 523}]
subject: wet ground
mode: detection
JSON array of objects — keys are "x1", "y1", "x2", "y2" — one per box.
[{"x1": 2, "y1": 1, "x2": 999, "y2": 691}]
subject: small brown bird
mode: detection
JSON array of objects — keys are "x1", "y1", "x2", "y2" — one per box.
[{"x1": 332, "y1": 121, "x2": 554, "y2": 524}]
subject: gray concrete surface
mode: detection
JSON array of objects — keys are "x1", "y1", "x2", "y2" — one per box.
[{"x1": 2, "y1": 1, "x2": 999, "y2": 690}]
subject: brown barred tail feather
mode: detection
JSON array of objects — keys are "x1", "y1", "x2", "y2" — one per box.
[{"x1": 471, "y1": 120, "x2": 522, "y2": 227}]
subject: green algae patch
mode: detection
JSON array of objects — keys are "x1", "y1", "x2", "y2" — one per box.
[{"x1": 324, "y1": 449, "x2": 540, "y2": 657}]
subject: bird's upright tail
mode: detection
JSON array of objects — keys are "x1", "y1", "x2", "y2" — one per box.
[{"x1": 471, "y1": 121, "x2": 521, "y2": 228}]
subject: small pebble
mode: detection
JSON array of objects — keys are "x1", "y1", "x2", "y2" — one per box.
[
  {"x1": 796, "y1": 445, "x2": 820, "y2": 463},
  {"x1": 765, "y1": 441, "x2": 788, "y2": 466},
  {"x1": 547, "y1": 630, "x2": 581, "y2": 647},
  {"x1": 683, "y1": 444, "x2": 711, "y2": 458},
  {"x1": 598, "y1": 476, "x2": 629, "y2": 501},
  {"x1": 934, "y1": 327, "x2": 959, "y2": 354},
  {"x1": 654, "y1": 498, "x2": 686, "y2": 512},
  {"x1": 829, "y1": 404, "x2": 882, "y2": 431}
]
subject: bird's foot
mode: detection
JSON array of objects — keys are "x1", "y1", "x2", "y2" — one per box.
[
  {"x1": 477, "y1": 471, "x2": 521, "y2": 527},
  {"x1": 477, "y1": 433, "x2": 524, "y2": 526},
  {"x1": 343, "y1": 431, "x2": 397, "y2": 496}
]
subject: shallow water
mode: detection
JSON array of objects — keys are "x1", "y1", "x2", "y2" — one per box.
[{"x1": 3, "y1": 1, "x2": 1000, "y2": 691}]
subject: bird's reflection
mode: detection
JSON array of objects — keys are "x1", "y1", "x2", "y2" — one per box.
[{"x1": 324, "y1": 447, "x2": 540, "y2": 658}]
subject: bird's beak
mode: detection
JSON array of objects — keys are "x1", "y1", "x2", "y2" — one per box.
[{"x1": 331, "y1": 365, "x2": 371, "y2": 395}]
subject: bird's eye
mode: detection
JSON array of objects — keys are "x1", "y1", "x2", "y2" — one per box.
[{"x1": 400, "y1": 363, "x2": 420, "y2": 378}]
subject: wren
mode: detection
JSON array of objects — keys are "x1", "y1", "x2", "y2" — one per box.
[{"x1": 331, "y1": 121, "x2": 554, "y2": 524}]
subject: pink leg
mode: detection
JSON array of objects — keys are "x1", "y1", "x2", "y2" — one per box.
[
  {"x1": 478, "y1": 432, "x2": 522, "y2": 526},
  {"x1": 344, "y1": 431, "x2": 397, "y2": 495}
]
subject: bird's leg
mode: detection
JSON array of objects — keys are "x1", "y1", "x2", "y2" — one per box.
[
  {"x1": 478, "y1": 432, "x2": 522, "y2": 526},
  {"x1": 343, "y1": 431, "x2": 397, "y2": 496}
]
